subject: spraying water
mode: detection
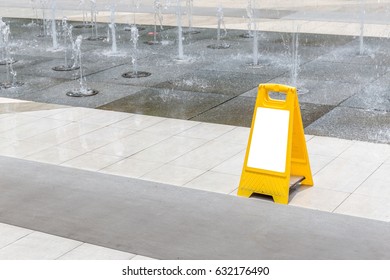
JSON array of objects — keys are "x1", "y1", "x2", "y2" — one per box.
[
  {"x1": 52, "y1": 17, "x2": 80, "y2": 71},
  {"x1": 90, "y1": 0, "x2": 98, "y2": 38},
  {"x1": 252, "y1": 24, "x2": 259, "y2": 66},
  {"x1": 50, "y1": 0, "x2": 58, "y2": 49},
  {"x1": 290, "y1": 26, "x2": 308, "y2": 95},
  {"x1": 291, "y1": 31, "x2": 299, "y2": 88},
  {"x1": 0, "y1": 18, "x2": 11, "y2": 65},
  {"x1": 241, "y1": 0, "x2": 255, "y2": 38},
  {"x1": 131, "y1": 26, "x2": 139, "y2": 75},
  {"x1": 66, "y1": 35, "x2": 98, "y2": 97},
  {"x1": 146, "y1": 0, "x2": 164, "y2": 45},
  {"x1": 108, "y1": 3, "x2": 117, "y2": 53},
  {"x1": 37, "y1": 0, "x2": 49, "y2": 37},
  {"x1": 359, "y1": 0, "x2": 366, "y2": 55},
  {"x1": 0, "y1": 18, "x2": 23, "y2": 89},
  {"x1": 250, "y1": 0, "x2": 259, "y2": 65},
  {"x1": 207, "y1": 4, "x2": 229, "y2": 49},
  {"x1": 177, "y1": 0, "x2": 184, "y2": 59},
  {"x1": 184, "y1": 0, "x2": 199, "y2": 35},
  {"x1": 29, "y1": 0, "x2": 39, "y2": 25},
  {"x1": 87, "y1": 0, "x2": 106, "y2": 40},
  {"x1": 122, "y1": 26, "x2": 152, "y2": 78}
]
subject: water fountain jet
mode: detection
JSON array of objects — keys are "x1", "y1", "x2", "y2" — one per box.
[
  {"x1": 86, "y1": 0, "x2": 106, "y2": 41},
  {"x1": 50, "y1": 0, "x2": 59, "y2": 50},
  {"x1": 359, "y1": 0, "x2": 366, "y2": 56},
  {"x1": 108, "y1": 3, "x2": 118, "y2": 54},
  {"x1": 66, "y1": 35, "x2": 98, "y2": 97},
  {"x1": 74, "y1": 0, "x2": 94, "y2": 29},
  {"x1": 240, "y1": 0, "x2": 255, "y2": 38},
  {"x1": 146, "y1": 0, "x2": 165, "y2": 45},
  {"x1": 183, "y1": 0, "x2": 200, "y2": 35},
  {"x1": 122, "y1": 26, "x2": 151, "y2": 78},
  {"x1": 290, "y1": 26, "x2": 308, "y2": 95},
  {"x1": 207, "y1": 4, "x2": 230, "y2": 49},
  {"x1": 0, "y1": 18, "x2": 23, "y2": 89},
  {"x1": 124, "y1": 0, "x2": 145, "y2": 31},
  {"x1": 36, "y1": 0, "x2": 49, "y2": 37},
  {"x1": 52, "y1": 18, "x2": 80, "y2": 71}
]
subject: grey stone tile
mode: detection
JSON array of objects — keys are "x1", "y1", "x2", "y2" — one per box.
[
  {"x1": 266, "y1": 76, "x2": 362, "y2": 106},
  {"x1": 191, "y1": 96, "x2": 255, "y2": 127},
  {"x1": 86, "y1": 53, "x2": 204, "y2": 88},
  {"x1": 299, "y1": 103, "x2": 335, "y2": 127},
  {"x1": 306, "y1": 107, "x2": 390, "y2": 144},
  {"x1": 27, "y1": 81, "x2": 145, "y2": 108},
  {"x1": 341, "y1": 78, "x2": 390, "y2": 111},
  {"x1": 98, "y1": 87, "x2": 231, "y2": 119},
  {"x1": 298, "y1": 60, "x2": 387, "y2": 84},
  {"x1": 0, "y1": 55, "x2": 51, "y2": 74},
  {"x1": 0, "y1": 75, "x2": 67, "y2": 100},
  {"x1": 318, "y1": 37, "x2": 390, "y2": 66},
  {"x1": 154, "y1": 70, "x2": 271, "y2": 96}
]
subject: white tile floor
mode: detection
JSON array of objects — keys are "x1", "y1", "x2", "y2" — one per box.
[
  {"x1": 0, "y1": 223, "x2": 155, "y2": 260},
  {"x1": 0, "y1": 98, "x2": 389, "y2": 259}
]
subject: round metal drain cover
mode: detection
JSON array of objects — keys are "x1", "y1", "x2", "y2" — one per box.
[
  {"x1": 73, "y1": 24, "x2": 93, "y2": 29},
  {"x1": 66, "y1": 89, "x2": 99, "y2": 97},
  {"x1": 0, "y1": 81, "x2": 24, "y2": 89},
  {"x1": 86, "y1": 36, "x2": 107, "y2": 41},
  {"x1": 240, "y1": 33, "x2": 253, "y2": 39},
  {"x1": 52, "y1": 65, "x2": 80, "y2": 72},
  {"x1": 207, "y1": 43, "x2": 230, "y2": 49},
  {"x1": 0, "y1": 58, "x2": 17, "y2": 65},
  {"x1": 122, "y1": 71, "x2": 151, "y2": 79},
  {"x1": 144, "y1": 40, "x2": 161, "y2": 45},
  {"x1": 184, "y1": 30, "x2": 201, "y2": 35}
]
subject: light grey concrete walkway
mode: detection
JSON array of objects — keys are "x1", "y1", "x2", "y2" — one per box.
[
  {"x1": 1, "y1": 0, "x2": 390, "y2": 36},
  {"x1": 2, "y1": 155, "x2": 390, "y2": 260}
]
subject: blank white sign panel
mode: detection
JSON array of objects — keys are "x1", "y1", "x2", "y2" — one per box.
[{"x1": 247, "y1": 107, "x2": 290, "y2": 173}]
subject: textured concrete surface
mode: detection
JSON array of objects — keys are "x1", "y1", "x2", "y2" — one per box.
[{"x1": 2, "y1": 155, "x2": 390, "y2": 260}]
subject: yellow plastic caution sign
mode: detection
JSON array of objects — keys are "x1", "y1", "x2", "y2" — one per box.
[{"x1": 238, "y1": 83, "x2": 313, "y2": 204}]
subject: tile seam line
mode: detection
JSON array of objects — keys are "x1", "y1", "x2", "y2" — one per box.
[
  {"x1": 54, "y1": 242, "x2": 85, "y2": 260},
  {"x1": 0, "y1": 228, "x2": 35, "y2": 251},
  {"x1": 331, "y1": 162, "x2": 386, "y2": 213}
]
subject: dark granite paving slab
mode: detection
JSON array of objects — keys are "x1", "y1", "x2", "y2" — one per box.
[
  {"x1": 202, "y1": 52, "x2": 289, "y2": 77},
  {"x1": 86, "y1": 54, "x2": 206, "y2": 87},
  {"x1": 1, "y1": 156, "x2": 390, "y2": 260},
  {"x1": 191, "y1": 96, "x2": 334, "y2": 128},
  {"x1": 263, "y1": 76, "x2": 362, "y2": 106},
  {"x1": 0, "y1": 55, "x2": 51, "y2": 74},
  {"x1": 341, "y1": 79, "x2": 390, "y2": 112},
  {"x1": 318, "y1": 37, "x2": 390, "y2": 66},
  {"x1": 154, "y1": 70, "x2": 272, "y2": 96},
  {"x1": 24, "y1": 81, "x2": 146, "y2": 108},
  {"x1": 299, "y1": 103, "x2": 336, "y2": 127},
  {"x1": 12, "y1": 57, "x2": 126, "y2": 80},
  {"x1": 306, "y1": 107, "x2": 390, "y2": 144},
  {"x1": 298, "y1": 60, "x2": 388, "y2": 84},
  {"x1": 98, "y1": 87, "x2": 231, "y2": 119},
  {"x1": 0, "y1": 76, "x2": 68, "y2": 100},
  {"x1": 341, "y1": 71, "x2": 390, "y2": 110},
  {"x1": 191, "y1": 96, "x2": 255, "y2": 127}
]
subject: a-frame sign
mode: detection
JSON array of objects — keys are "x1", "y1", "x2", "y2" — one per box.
[{"x1": 238, "y1": 84, "x2": 313, "y2": 204}]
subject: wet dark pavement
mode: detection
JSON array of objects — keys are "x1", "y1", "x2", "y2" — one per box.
[{"x1": 1, "y1": 17, "x2": 389, "y2": 144}]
